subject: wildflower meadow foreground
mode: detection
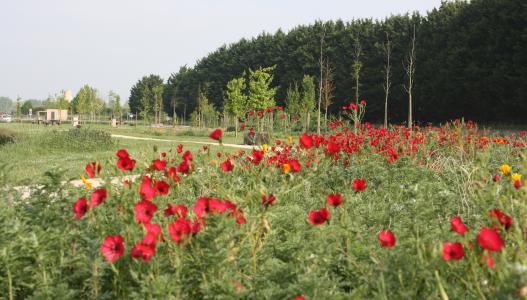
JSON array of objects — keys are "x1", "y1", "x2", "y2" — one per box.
[{"x1": 2, "y1": 119, "x2": 527, "y2": 299}]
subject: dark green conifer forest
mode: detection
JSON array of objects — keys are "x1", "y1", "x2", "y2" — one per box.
[{"x1": 129, "y1": 0, "x2": 527, "y2": 124}]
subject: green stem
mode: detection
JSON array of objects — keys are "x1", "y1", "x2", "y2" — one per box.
[{"x1": 7, "y1": 268, "x2": 13, "y2": 300}]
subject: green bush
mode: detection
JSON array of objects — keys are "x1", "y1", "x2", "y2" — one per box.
[
  {"x1": 0, "y1": 128, "x2": 18, "y2": 146},
  {"x1": 39, "y1": 128, "x2": 114, "y2": 152}
]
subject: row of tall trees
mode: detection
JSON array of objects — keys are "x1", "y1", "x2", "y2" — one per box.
[
  {"x1": 128, "y1": 75, "x2": 165, "y2": 124},
  {"x1": 139, "y1": 0, "x2": 526, "y2": 125}
]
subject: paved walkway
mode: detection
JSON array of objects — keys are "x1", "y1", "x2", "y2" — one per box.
[
  {"x1": 111, "y1": 134, "x2": 255, "y2": 149},
  {"x1": 6, "y1": 135, "x2": 257, "y2": 200}
]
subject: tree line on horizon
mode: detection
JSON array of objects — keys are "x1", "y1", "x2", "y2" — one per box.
[{"x1": 127, "y1": 0, "x2": 526, "y2": 126}]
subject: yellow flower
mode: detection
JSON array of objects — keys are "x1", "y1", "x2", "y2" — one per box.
[
  {"x1": 210, "y1": 159, "x2": 217, "y2": 166},
  {"x1": 288, "y1": 136, "x2": 293, "y2": 144},
  {"x1": 512, "y1": 173, "x2": 522, "y2": 182},
  {"x1": 263, "y1": 144, "x2": 268, "y2": 154},
  {"x1": 500, "y1": 164, "x2": 511, "y2": 176},
  {"x1": 81, "y1": 175, "x2": 92, "y2": 190},
  {"x1": 282, "y1": 163, "x2": 291, "y2": 174}
]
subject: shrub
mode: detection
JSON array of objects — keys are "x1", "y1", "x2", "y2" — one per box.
[
  {"x1": 0, "y1": 128, "x2": 18, "y2": 146},
  {"x1": 39, "y1": 128, "x2": 114, "y2": 152}
]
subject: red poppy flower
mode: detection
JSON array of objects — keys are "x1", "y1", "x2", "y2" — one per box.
[
  {"x1": 182, "y1": 150, "x2": 193, "y2": 162},
  {"x1": 326, "y1": 142, "x2": 340, "y2": 154},
  {"x1": 73, "y1": 198, "x2": 88, "y2": 219},
  {"x1": 492, "y1": 174, "x2": 500, "y2": 182},
  {"x1": 308, "y1": 208, "x2": 330, "y2": 225},
  {"x1": 288, "y1": 159, "x2": 301, "y2": 173},
  {"x1": 482, "y1": 251, "x2": 494, "y2": 268},
  {"x1": 240, "y1": 124, "x2": 246, "y2": 130},
  {"x1": 514, "y1": 180, "x2": 525, "y2": 190},
  {"x1": 116, "y1": 149, "x2": 130, "y2": 159},
  {"x1": 191, "y1": 218, "x2": 204, "y2": 234},
  {"x1": 134, "y1": 200, "x2": 158, "y2": 224},
  {"x1": 193, "y1": 197, "x2": 210, "y2": 218},
  {"x1": 144, "y1": 223, "x2": 162, "y2": 240},
  {"x1": 221, "y1": 159, "x2": 234, "y2": 173},
  {"x1": 140, "y1": 176, "x2": 156, "y2": 201},
  {"x1": 326, "y1": 193, "x2": 343, "y2": 207},
  {"x1": 477, "y1": 227, "x2": 504, "y2": 252},
  {"x1": 450, "y1": 216, "x2": 468, "y2": 235},
  {"x1": 142, "y1": 232, "x2": 158, "y2": 247},
  {"x1": 293, "y1": 297, "x2": 305, "y2": 300},
  {"x1": 152, "y1": 159, "x2": 167, "y2": 171},
  {"x1": 165, "y1": 204, "x2": 188, "y2": 218},
  {"x1": 100, "y1": 235, "x2": 124, "y2": 263},
  {"x1": 442, "y1": 242, "x2": 464, "y2": 261},
  {"x1": 165, "y1": 167, "x2": 180, "y2": 182},
  {"x1": 299, "y1": 133, "x2": 313, "y2": 149},
  {"x1": 352, "y1": 179, "x2": 367, "y2": 192},
  {"x1": 177, "y1": 160, "x2": 191, "y2": 174},
  {"x1": 117, "y1": 156, "x2": 136, "y2": 171},
  {"x1": 261, "y1": 194, "x2": 276, "y2": 206},
  {"x1": 131, "y1": 242, "x2": 156, "y2": 262},
  {"x1": 209, "y1": 128, "x2": 223, "y2": 141},
  {"x1": 90, "y1": 188, "x2": 107, "y2": 207},
  {"x1": 209, "y1": 198, "x2": 229, "y2": 214},
  {"x1": 378, "y1": 230, "x2": 396, "y2": 248},
  {"x1": 154, "y1": 180, "x2": 170, "y2": 195},
  {"x1": 489, "y1": 209, "x2": 513, "y2": 230},
  {"x1": 85, "y1": 162, "x2": 101, "y2": 178},
  {"x1": 168, "y1": 218, "x2": 192, "y2": 244},
  {"x1": 250, "y1": 149, "x2": 264, "y2": 165}
]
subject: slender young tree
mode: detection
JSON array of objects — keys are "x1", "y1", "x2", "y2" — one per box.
[
  {"x1": 352, "y1": 35, "x2": 362, "y2": 104},
  {"x1": 321, "y1": 59, "x2": 335, "y2": 129},
  {"x1": 171, "y1": 85, "x2": 177, "y2": 126},
  {"x1": 15, "y1": 96, "x2": 21, "y2": 121},
  {"x1": 247, "y1": 66, "x2": 277, "y2": 132},
  {"x1": 140, "y1": 86, "x2": 151, "y2": 123},
  {"x1": 286, "y1": 82, "x2": 301, "y2": 120},
  {"x1": 404, "y1": 25, "x2": 417, "y2": 129},
  {"x1": 225, "y1": 76, "x2": 248, "y2": 138},
  {"x1": 109, "y1": 91, "x2": 121, "y2": 120},
  {"x1": 153, "y1": 85, "x2": 164, "y2": 124},
  {"x1": 316, "y1": 27, "x2": 326, "y2": 134},
  {"x1": 382, "y1": 32, "x2": 393, "y2": 128},
  {"x1": 301, "y1": 75, "x2": 316, "y2": 131}
]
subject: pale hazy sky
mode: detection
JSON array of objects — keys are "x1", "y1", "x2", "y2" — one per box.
[{"x1": 0, "y1": 0, "x2": 442, "y2": 101}]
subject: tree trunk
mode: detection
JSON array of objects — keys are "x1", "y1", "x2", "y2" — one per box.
[
  {"x1": 324, "y1": 107, "x2": 328, "y2": 131},
  {"x1": 408, "y1": 92, "x2": 412, "y2": 128},
  {"x1": 235, "y1": 118, "x2": 238, "y2": 138},
  {"x1": 384, "y1": 96, "x2": 388, "y2": 128}
]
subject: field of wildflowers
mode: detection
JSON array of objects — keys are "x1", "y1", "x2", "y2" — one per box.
[{"x1": 1, "y1": 111, "x2": 527, "y2": 299}]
